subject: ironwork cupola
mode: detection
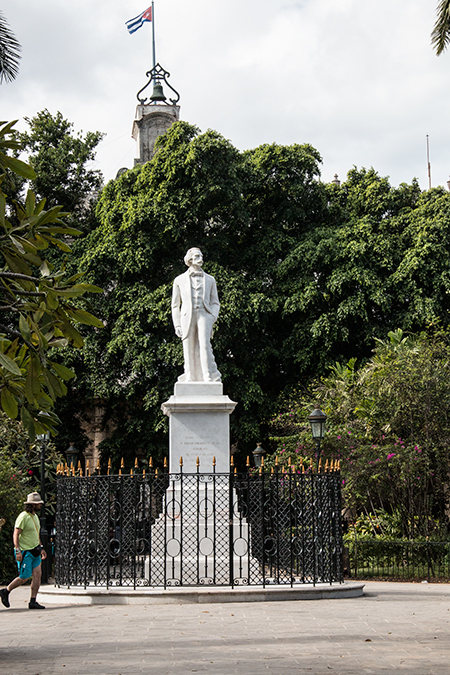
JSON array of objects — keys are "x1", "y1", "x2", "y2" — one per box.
[{"x1": 132, "y1": 64, "x2": 181, "y2": 165}]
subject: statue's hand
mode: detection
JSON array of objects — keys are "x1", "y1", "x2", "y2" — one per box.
[{"x1": 175, "y1": 326, "x2": 183, "y2": 338}]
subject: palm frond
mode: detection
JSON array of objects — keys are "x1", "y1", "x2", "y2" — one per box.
[
  {"x1": 431, "y1": 0, "x2": 450, "y2": 56},
  {"x1": 0, "y1": 11, "x2": 21, "y2": 84}
]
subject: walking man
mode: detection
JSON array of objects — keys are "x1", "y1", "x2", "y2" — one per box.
[{"x1": 0, "y1": 492, "x2": 47, "y2": 610}]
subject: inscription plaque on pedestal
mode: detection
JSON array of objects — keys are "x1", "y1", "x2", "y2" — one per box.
[{"x1": 161, "y1": 382, "x2": 236, "y2": 473}]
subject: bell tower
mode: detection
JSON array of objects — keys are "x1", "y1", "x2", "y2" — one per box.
[{"x1": 132, "y1": 63, "x2": 180, "y2": 165}]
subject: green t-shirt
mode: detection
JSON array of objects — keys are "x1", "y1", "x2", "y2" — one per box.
[{"x1": 14, "y1": 511, "x2": 40, "y2": 550}]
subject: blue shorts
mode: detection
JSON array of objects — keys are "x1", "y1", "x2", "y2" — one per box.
[{"x1": 15, "y1": 550, "x2": 41, "y2": 579}]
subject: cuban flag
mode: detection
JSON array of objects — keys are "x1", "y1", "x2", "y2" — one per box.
[{"x1": 126, "y1": 6, "x2": 152, "y2": 34}]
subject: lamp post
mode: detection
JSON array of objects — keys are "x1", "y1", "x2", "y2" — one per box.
[
  {"x1": 308, "y1": 408, "x2": 327, "y2": 471},
  {"x1": 36, "y1": 432, "x2": 50, "y2": 583},
  {"x1": 65, "y1": 443, "x2": 79, "y2": 470},
  {"x1": 252, "y1": 443, "x2": 265, "y2": 468}
]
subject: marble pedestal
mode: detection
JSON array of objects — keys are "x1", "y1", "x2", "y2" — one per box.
[
  {"x1": 161, "y1": 382, "x2": 237, "y2": 473},
  {"x1": 155, "y1": 383, "x2": 256, "y2": 585}
]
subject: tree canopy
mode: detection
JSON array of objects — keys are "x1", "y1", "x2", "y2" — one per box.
[
  {"x1": 53, "y1": 120, "x2": 450, "y2": 469},
  {"x1": 19, "y1": 110, "x2": 104, "y2": 233}
]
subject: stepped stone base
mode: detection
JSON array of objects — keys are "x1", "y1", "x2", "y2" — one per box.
[{"x1": 41, "y1": 582, "x2": 365, "y2": 605}]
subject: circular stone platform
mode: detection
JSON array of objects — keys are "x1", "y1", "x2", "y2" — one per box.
[{"x1": 40, "y1": 581, "x2": 364, "y2": 605}]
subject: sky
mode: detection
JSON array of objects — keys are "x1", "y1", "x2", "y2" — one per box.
[{"x1": 1, "y1": 0, "x2": 449, "y2": 189}]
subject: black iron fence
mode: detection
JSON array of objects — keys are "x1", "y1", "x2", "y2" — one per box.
[
  {"x1": 346, "y1": 539, "x2": 450, "y2": 581},
  {"x1": 55, "y1": 468, "x2": 343, "y2": 588}
]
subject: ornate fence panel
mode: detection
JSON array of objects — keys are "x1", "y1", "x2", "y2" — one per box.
[
  {"x1": 346, "y1": 539, "x2": 450, "y2": 581},
  {"x1": 55, "y1": 469, "x2": 343, "y2": 588}
]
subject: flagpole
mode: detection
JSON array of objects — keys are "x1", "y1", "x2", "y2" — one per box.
[{"x1": 152, "y1": 1, "x2": 156, "y2": 69}]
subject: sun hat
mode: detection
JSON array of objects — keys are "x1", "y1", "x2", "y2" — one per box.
[{"x1": 24, "y1": 492, "x2": 44, "y2": 505}]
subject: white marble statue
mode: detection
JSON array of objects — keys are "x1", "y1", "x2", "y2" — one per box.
[{"x1": 171, "y1": 248, "x2": 221, "y2": 382}]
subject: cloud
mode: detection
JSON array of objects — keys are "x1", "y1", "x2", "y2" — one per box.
[{"x1": 1, "y1": 0, "x2": 449, "y2": 188}]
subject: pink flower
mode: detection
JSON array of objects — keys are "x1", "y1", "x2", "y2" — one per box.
[
  {"x1": 387, "y1": 453, "x2": 395, "y2": 461},
  {"x1": 28, "y1": 470, "x2": 33, "y2": 475}
]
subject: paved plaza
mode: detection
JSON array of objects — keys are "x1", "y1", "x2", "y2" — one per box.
[{"x1": 1, "y1": 581, "x2": 450, "y2": 674}]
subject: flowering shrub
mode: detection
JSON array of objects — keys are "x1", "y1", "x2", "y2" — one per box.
[{"x1": 265, "y1": 329, "x2": 450, "y2": 539}]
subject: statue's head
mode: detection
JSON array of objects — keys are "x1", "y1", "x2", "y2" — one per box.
[{"x1": 184, "y1": 247, "x2": 203, "y2": 267}]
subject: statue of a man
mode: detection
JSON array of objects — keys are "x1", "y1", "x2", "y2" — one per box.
[{"x1": 171, "y1": 248, "x2": 221, "y2": 382}]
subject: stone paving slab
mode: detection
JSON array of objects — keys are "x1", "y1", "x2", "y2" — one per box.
[{"x1": 1, "y1": 581, "x2": 450, "y2": 674}]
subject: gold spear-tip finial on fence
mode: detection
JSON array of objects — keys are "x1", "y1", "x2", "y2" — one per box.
[
  {"x1": 96, "y1": 459, "x2": 100, "y2": 474},
  {"x1": 196, "y1": 456, "x2": 200, "y2": 467},
  {"x1": 275, "y1": 456, "x2": 279, "y2": 466},
  {"x1": 179, "y1": 456, "x2": 183, "y2": 467},
  {"x1": 149, "y1": 457, "x2": 153, "y2": 469},
  {"x1": 318, "y1": 458, "x2": 322, "y2": 473},
  {"x1": 164, "y1": 457, "x2": 168, "y2": 469},
  {"x1": 246, "y1": 456, "x2": 250, "y2": 467},
  {"x1": 107, "y1": 458, "x2": 111, "y2": 475},
  {"x1": 135, "y1": 457, "x2": 139, "y2": 469},
  {"x1": 86, "y1": 460, "x2": 90, "y2": 477},
  {"x1": 213, "y1": 456, "x2": 216, "y2": 466}
]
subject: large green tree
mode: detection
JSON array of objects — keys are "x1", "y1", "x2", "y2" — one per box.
[
  {"x1": 54, "y1": 123, "x2": 450, "y2": 469},
  {"x1": 59, "y1": 122, "x2": 327, "y2": 465},
  {"x1": 19, "y1": 110, "x2": 104, "y2": 233}
]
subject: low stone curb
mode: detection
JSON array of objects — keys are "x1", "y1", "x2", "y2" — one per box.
[{"x1": 40, "y1": 580, "x2": 364, "y2": 605}]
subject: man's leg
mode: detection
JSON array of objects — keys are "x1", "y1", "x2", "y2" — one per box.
[
  {"x1": 0, "y1": 553, "x2": 30, "y2": 608},
  {"x1": 29, "y1": 562, "x2": 45, "y2": 609},
  {"x1": 7, "y1": 576, "x2": 27, "y2": 591},
  {"x1": 30, "y1": 562, "x2": 41, "y2": 598}
]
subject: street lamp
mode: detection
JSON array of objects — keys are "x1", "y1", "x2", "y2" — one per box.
[
  {"x1": 308, "y1": 408, "x2": 327, "y2": 471},
  {"x1": 36, "y1": 431, "x2": 50, "y2": 583},
  {"x1": 252, "y1": 443, "x2": 265, "y2": 468},
  {"x1": 65, "y1": 443, "x2": 79, "y2": 469}
]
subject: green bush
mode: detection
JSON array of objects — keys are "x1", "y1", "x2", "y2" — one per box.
[{"x1": 0, "y1": 456, "x2": 27, "y2": 583}]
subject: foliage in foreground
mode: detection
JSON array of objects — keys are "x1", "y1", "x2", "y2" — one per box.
[{"x1": 0, "y1": 120, "x2": 103, "y2": 438}]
